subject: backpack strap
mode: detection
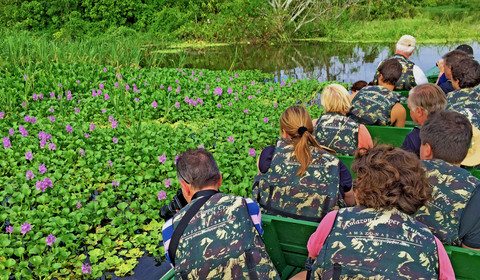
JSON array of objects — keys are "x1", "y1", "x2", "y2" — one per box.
[{"x1": 168, "y1": 194, "x2": 215, "y2": 267}]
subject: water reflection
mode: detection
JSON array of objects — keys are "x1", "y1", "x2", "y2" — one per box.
[{"x1": 163, "y1": 41, "x2": 480, "y2": 83}]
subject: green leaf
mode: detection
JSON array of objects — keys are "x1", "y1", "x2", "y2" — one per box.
[{"x1": 30, "y1": 256, "x2": 42, "y2": 266}]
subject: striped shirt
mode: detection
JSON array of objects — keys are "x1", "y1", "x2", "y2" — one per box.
[{"x1": 161, "y1": 197, "x2": 262, "y2": 265}]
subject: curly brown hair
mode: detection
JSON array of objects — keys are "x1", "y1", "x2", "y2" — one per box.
[{"x1": 352, "y1": 145, "x2": 431, "y2": 215}]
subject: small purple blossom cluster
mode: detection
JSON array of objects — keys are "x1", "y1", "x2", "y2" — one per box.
[
  {"x1": 36, "y1": 177, "x2": 53, "y2": 192},
  {"x1": 24, "y1": 115, "x2": 37, "y2": 124}
]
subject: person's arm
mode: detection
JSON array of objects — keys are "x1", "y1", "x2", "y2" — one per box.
[
  {"x1": 435, "y1": 237, "x2": 456, "y2": 280},
  {"x1": 436, "y1": 60, "x2": 445, "y2": 85},
  {"x1": 307, "y1": 210, "x2": 338, "y2": 258},
  {"x1": 312, "y1": 118, "x2": 318, "y2": 127},
  {"x1": 245, "y1": 198, "x2": 263, "y2": 236},
  {"x1": 391, "y1": 102, "x2": 406, "y2": 127},
  {"x1": 257, "y1": 145, "x2": 275, "y2": 174},
  {"x1": 338, "y1": 161, "x2": 354, "y2": 206},
  {"x1": 357, "y1": 124, "x2": 373, "y2": 149},
  {"x1": 413, "y1": 65, "x2": 428, "y2": 85},
  {"x1": 459, "y1": 186, "x2": 480, "y2": 250},
  {"x1": 161, "y1": 218, "x2": 174, "y2": 266}
]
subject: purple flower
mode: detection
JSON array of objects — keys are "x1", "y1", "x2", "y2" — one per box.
[
  {"x1": 81, "y1": 263, "x2": 91, "y2": 274},
  {"x1": 74, "y1": 107, "x2": 80, "y2": 114},
  {"x1": 280, "y1": 81, "x2": 286, "y2": 87},
  {"x1": 112, "y1": 181, "x2": 119, "y2": 186},
  {"x1": 25, "y1": 151, "x2": 33, "y2": 160},
  {"x1": 112, "y1": 137, "x2": 118, "y2": 144},
  {"x1": 48, "y1": 116, "x2": 56, "y2": 122},
  {"x1": 200, "y1": 72, "x2": 203, "y2": 76},
  {"x1": 21, "y1": 102, "x2": 26, "y2": 107},
  {"x1": 230, "y1": 77, "x2": 233, "y2": 81},
  {"x1": 198, "y1": 144, "x2": 204, "y2": 149},
  {"x1": 3, "y1": 137, "x2": 11, "y2": 149},
  {"x1": 39, "y1": 93, "x2": 44, "y2": 99},
  {"x1": 111, "y1": 121, "x2": 117, "y2": 129},
  {"x1": 167, "y1": 87, "x2": 172, "y2": 91},
  {"x1": 58, "y1": 83, "x2": 62, "y2": 88},
  {"x1": 49, "y1": 143, "x2": 56, "y2": 150},
  {"x1": 108, "y1": 115, "x2": 114, "y2": 123},
  {"x1": 228, "y1": 136, "x2": 234, "y2": 142},
  {"x1": 244, "y1": 109, "x2": 249, "y2": 114},
  {"x1": 48, "y1": 107, "x2": 54, "y2": 113},
  {"x1": 99, "y1": 83, "x2": 104, "y2": 89},
  {"x1": 66, "y1": 124, "x2": 72, "y2": 133},
  {"x1": 78, "y1": 99, "x2": 81, "y2": 103},
  {"x1": 90, "y1": 123, "x2": 95, "y2": 131},
  {"x1": 274, "y1": 103, "x2": 278, "y2": 108},
  {"x1": 126, "y1": 84, "x2": 130, "y2": 91},
  {"x1": 177, "y1": 86, "x2": 181, "y2": 93},
  {"x1": 135, "y1": 97, "x2": 139, "y2": 102},
  {"x1": 158, "y1": 154, "x2": 166, "y2": 164},
  {"x1": 39, "y1": 163, "x2": 47, "y2": 174},
  {"x1": 251, "y1": 81, "x2": 255, "y2": 86},
  {"x1": 24, "y1": 74, "x2": 28, "y2": 81},
  {"x1": 152, "y1": 101, "x2": 158, "y2": 109},
  {"x1": 67, "y1": 91, "x2": 72, "y2": 100},
  {"x1": 216, "y1": 78, "x2": 220, "y2": 82},
  {"x1": 217, "y1": 103, "x2": 221, "y2": 108},
  {"x1": 158, "y1": 191, "x2": 167, "y2": 200},
  {"x1": 104, "y1": 94, "x2": 109, "y2": 101},
  {"x1": 174, "y1": 154, "x2": 179, "y2": 165},
  {"x1": 46, "y1": 234, "x2": 56, "y2": 247},
  {"x1": 50, "y1": 92, "x2": 55, "y2": 98},
  {"x1": 165, "y1": 178, "x2": 172, "y2": 188},
  {"x1": 98, "y1": 89, "x2": 102, "y2": 96},
  {"x1": 102, "y1": 109, "x2": 107, "y2": 114},
  {"x1": 103, "y1": 67, "x2": 107, "y2": 72},
  {"x1": 33, "y1": 93, "x2": 38, "y2": 101},
  {"x1": 197, "y1": 98, "x2": 203, "y2": 105},
  {"x1": 5, "y1": 226, "x2": 13, "y2": 234},
  {"x1": 228, "y1": 102, "x2": 233, "y2": 106},
  {"x1": 19, "y1": 126, "x2": 28, "y2": 137},
  {"x1": 84, "y1": 133, "x2": 90, "y2": 138},
  {"x1": 9, "y1": 128, "x2": 14, "y2": 136},
  {"x1": 108, "y1": 160, "x2": 113, "y2": 167},
  {"x1": 227, "y1": 87, "x2": 233, "y2": 94},
  {"x1": 36, "y1": 180, "x2": 45, "y2": 192},
  {"x1": 79, "y1": 149, "x2": 85, "y2": 156},
  {"x1": 43, "y1": 177, "x2": 53, "y2": 188},
  {"x1": 30, "y1": 117, "x2": 37, "y2": 124},
  {"x1": 76, "y1": 80, "x2": 80, "y2": 84},
  {"x1": 175, "y1": 102, "x2": 180, "y2": 109},
  {"x1": 214, "y1": 87, "x2": 223, "y2": 96},
  {"x1": 115, "y1": 82, "x2": 119, "y2": 88},
  {"x1": 235, "y1": 73, "x2": 238, "y2": 78},
  {"x1": 0, "y1": 112, "x2": 4, "y2": 119},
  {"x1": 76, "y1": 201, "x2": 82, "y2": 208},
  {"x1": 25, "y1": 115, "x2": 31, "y2": 123},
  {"x1": 249, "y1": 149, "x2": 256, "y2": 157},
  {"x1": 235, "y1": 97, "x2": 239, "y2": 101},
  {"x1": 21, "y1": 222, "x2": 31, "y2": 235},
  {"x1": 264, "y1": 117, "x2": 269, "y2": 123}
]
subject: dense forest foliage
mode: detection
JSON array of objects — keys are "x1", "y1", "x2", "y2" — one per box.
[{"x1": 0, "y1": 0, "x2": 478, "y2": 42}]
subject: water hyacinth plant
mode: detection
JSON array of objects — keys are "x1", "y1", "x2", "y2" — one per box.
[{"x1": 0, "y1": 64, "x2": 334, "y2": 279}]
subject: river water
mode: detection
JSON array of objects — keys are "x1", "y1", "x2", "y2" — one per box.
[{"x1": 164, "y1": 41, "x2": 480, "y2": 84}]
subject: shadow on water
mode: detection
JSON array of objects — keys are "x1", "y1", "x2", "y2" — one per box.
[{"x1": 159, "y1": 41, "x2": 480, "y2": 84}]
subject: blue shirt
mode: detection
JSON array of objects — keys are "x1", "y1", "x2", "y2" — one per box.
[
  {"x1": 161, "y1": 196, "x2": 263, "y2": 265},
  {"x1": 401, "y1": 126, "x2": 421, "y2": 157}
]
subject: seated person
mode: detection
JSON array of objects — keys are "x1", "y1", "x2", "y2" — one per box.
[
  {"x1": 255, "y1": 106, "x2": 354, "y2": 222},
  {"x1": 447, "y1": 57, "x2": 480, "y2": 112},
  {"x1": 401, "y1": 83, "x2": 447, "y2": 157},
  {"x1": 414, "y1": 111, "x2": 480, "y2": 249},
  {"x1": 312, "y1": 84, "x2": 373, "y2": 156},
  {"x1": 293, "y1": 145, "x2": 454, "y2": 280},
  {"x1": 372, "y1": 35, "x2": 428, "y2": 91},
  {"x1": 162, "y1": 149, "x2": 279, "y2": 279},
  {"x1": 348, "y1": 59, "x2": 407, "y2": 127},
  {"x1": 437, "y1": 45, "x2": 473, "y2": 94},
  {"x1": 350, "y1": 80, "x2": 367, "y2": 100}
]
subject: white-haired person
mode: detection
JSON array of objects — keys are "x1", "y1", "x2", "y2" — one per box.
[
  {"x1": 312, "y1": 84, "x2": 373, "y2": 156},
  {"x1": 373, "y1": 34, "x2": 428, "y2": 91}
]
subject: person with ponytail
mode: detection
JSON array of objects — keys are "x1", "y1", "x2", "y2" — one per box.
[{"x1": 253, "y1": 106, "x2": 354, "y2": 223}]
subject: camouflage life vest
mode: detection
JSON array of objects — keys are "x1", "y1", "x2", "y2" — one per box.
[
  {"x1": 347, "y1": 85, "x2": 400, "y2": 126},
  {"x1": 312, "y1": 207, "x2": 439, "y2": 280},
  {"x1": 373, "y1": 54, "x2": 417, "y2": 91},
  {"x1": 446, "y1": 88, "x2": 480, "y2": 111},
  {"x1": 171, "y1": 193, "x2": 279, "y2": 279},
  {"x1": 414, "y1": 159, "x2": 480, "y2": 246},
  {"x1": 254, "y1": 139, "x2": 344, "y2": 222},
  {"x1": 313, "y1": 113, "x2": 359, "y2": 156}
]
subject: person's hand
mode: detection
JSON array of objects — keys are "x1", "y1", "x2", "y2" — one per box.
[{"x1": 437, "y1": 59, "x2": 445, "y2": 74}]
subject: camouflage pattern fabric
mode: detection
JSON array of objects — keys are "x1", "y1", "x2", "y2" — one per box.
[
  {"x1": 172, "y1": 193, "x2": 279, "y2": 279},
  {"x1": 446, "y1": 88, "x2": 480, "y2": 112},
  {"x1": 414, "y1": 159, "x2": 480, "y2": 246},
  {"x1": 313, "y1": 112, "x2": 359, "y2": 156},
  {"x1": 454, "y1": 107, "x2": 480, "y2": 130},
  {"x1": 312, "y1": 206, "x2": 439, "y2": 280},
  {"x1": 373, "y1": 54, "x2": 417, "y2": 91},
  {"x1": 347, "y1": 85, "x2": 400, "y2": 126},
  {"x1": 254, "y1": 138, "x2": 344, "y2": 222}
]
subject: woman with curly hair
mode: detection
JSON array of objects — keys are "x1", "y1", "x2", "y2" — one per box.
[
  {"x1": 253, "y1": 106, "x2": 354, "y2": 222},
  {"x1": 293, "y1": 145, "x2": 454, "y2": 279}
]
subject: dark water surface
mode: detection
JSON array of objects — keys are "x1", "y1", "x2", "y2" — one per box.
[
  {"x1": 125, "y1": 41, "x2": 480, "y2": 280},
  {"x1": 164, "y1": 41, "x2": 480, "y2": 83}
]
